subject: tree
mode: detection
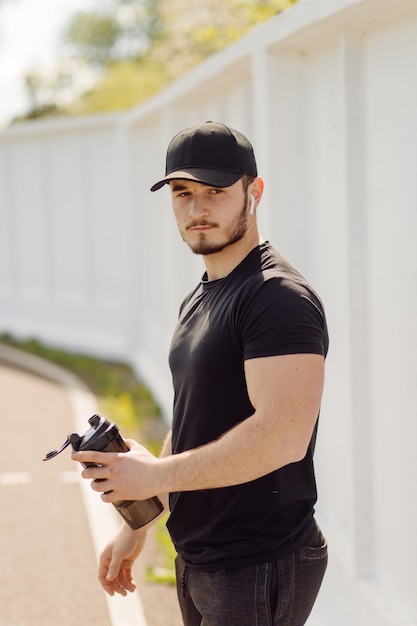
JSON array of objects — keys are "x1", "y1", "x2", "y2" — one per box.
[
  {"x1": 62, "y1": 0, "x2": 164, "y2": 66},
  {"x1": 64, "y1": 0, "x2": 298, "y2": 114},
  {"x1": 16, "y1": 0, "x2": 298, "y2": 120},
  {"x1": 15, "y1": 61, "x2": 94, "y2": 121}
]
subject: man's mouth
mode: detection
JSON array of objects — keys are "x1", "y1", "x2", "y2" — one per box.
[{"x1": 187, "y1": 221, "x2": 217, "y2": 231}]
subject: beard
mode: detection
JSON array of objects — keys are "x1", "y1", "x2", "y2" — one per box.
[{"x1": 181, "y1": 194, "x2": 249, "y2": 256}]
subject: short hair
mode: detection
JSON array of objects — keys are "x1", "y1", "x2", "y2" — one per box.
[{"x1": 241, "y1": 175, "x2": 256, "y2": 191}]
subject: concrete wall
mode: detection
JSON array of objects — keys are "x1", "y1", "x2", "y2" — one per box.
[{"x1": 1, "y1": 0, "x2": 417, "y2": 623}]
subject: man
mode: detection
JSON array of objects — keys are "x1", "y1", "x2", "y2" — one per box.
[{"x1": 72, "y1": 121, "x2": 329, "y2": 626}]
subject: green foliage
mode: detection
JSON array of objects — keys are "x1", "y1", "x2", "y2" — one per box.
[
  {"x1": 63, "y1": 12, "x2": 123, "y2": 66},
  {"x1": 242, "y1": 0, "x2": 299, "y2": 22},
  {"x1": 67, "y1": 59, "x2": 169, "y2": 114},
  {"x1": 63, "y1": 0, "x2": 164, "y2": 65}
]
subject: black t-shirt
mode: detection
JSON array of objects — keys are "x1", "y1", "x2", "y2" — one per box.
[{"x1": 167, "y1": 242, "x2": 329, "y2": 571}]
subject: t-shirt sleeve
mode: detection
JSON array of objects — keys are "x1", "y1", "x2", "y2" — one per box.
[{"x1": 237, "y1": 275, "x2": 328, "y2": 360}]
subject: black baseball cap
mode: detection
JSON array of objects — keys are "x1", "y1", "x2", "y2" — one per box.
[{"x1": 150, "y1": 121, "x2": 258, "y2": 192}]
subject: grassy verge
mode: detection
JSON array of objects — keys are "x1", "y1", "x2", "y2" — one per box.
[{"x1": 0, "y1": 332, "x2": 176, "y2": 585}]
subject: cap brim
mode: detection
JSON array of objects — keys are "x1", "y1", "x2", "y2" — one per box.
[{"x1": 150, "y1": 168, "x2": 242, "y2": 192}]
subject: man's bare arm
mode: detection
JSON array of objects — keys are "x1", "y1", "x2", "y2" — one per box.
[{"x1": 73, "y1": 353, "x2": 324, "y2": 501}]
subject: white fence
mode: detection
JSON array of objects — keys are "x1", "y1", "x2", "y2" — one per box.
[{"x1": 1, "y1": 0, "x2": 417, "y2": 623}]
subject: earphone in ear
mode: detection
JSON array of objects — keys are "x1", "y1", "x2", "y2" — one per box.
[{"x1": 249, "y1": 194, "x2": 255, "y2": 215}]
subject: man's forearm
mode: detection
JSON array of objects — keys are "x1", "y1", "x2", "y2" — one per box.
[{"x1": 156, "y1": 410, "x2": 298, "y2": 494}]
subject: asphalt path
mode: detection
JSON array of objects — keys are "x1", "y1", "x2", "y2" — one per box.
[{"x1": 0, "y1": 345, "x2": 182, "y2": 626}]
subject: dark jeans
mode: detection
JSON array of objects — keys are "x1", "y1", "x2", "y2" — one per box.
[{"x1": 175, "y1": 524, "x2": 328, "y2": 626}]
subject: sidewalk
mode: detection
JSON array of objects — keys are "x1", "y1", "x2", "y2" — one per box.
[{"x1": 0, "y1": 344, "x2": 182, "y2": 626}]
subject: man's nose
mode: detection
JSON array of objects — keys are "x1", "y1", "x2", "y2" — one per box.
[{"x1": 188, "y1": 196, "x2": 208, "y2": 218}]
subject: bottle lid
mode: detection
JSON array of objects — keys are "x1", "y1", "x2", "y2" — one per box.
[{"x1": 76, "y1": 414, "x2": 119, "y2": 451}]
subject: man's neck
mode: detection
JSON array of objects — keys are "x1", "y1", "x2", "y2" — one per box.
[{"x1": 203, "y1": 232, "x2": 263, "y2": 281}]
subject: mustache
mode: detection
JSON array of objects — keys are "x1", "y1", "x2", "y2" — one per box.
[{"x1": 186, "y1": 219, "x2": 218, "y2": 230}]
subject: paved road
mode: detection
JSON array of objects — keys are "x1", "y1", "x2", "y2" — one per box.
[{"x1": 0, "y1": 346, "x2": 182, "y2": 626}]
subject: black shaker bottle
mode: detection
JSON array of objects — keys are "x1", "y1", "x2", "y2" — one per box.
[{"x1": 43, "y1": 414, "x2": 164, "y2": 529}]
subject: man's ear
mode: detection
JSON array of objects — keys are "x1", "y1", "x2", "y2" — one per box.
[{"x1": 250, "y1": 177, "x2": 264, "y2": 204}]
